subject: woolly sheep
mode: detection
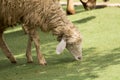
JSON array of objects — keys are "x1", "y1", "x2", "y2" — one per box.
[
  {"x1": 66, "y1": 0, "x2": 109, "y2": 15},
  {"x1": 0, "y1": 0, "x2": 82, "y2": 65}
]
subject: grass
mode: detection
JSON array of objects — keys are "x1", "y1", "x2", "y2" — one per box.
[{"x1": 0, "y1": 2, "x2": 120, "y2": 80}]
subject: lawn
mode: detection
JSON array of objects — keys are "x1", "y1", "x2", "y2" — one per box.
[{"x1": 0, "y1": 1, "x2": 120, "y2": 80}]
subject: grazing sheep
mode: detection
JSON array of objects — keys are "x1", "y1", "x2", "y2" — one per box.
[
  {"x1": 66, "y1": 0, "x2": 109, "y2": 15},
  {"x1": 0, "y1": 0, "x2": 82, "y2": 65}
]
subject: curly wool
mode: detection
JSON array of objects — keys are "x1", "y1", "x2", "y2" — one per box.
[{"x1": 0, "y1": 0, "x2": 81, "y2": 43}]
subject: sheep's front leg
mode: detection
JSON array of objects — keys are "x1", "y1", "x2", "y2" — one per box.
[
  {"x1": 29, "y1": 29, "x2": 47, "y2": 65},
  {"x1": 0, "y1": 32, "x2": 16, "y2": 63},
  {"x1": 67, "y1": 0, "x2": 75, "y2": 15},
  {"x1": 26, "y1": 36, "x2": 33, "y2": 63}
]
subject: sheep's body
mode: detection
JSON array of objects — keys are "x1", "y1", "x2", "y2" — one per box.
[
  {"x1": 66, "y1": 0, "x2": 109, "y2": 15},
  {"x1": 0, "y1": 0, "x2": 67, "y2": 32},
  {"x1": 0, "y1": 0, "x2": 49, "y2": 31},
  {"x1": 0, "y1": 0, "x2": 82, "y2": 65}
]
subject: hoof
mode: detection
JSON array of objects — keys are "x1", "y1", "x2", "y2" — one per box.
[
  {"x1": 40, "y1": 62, "x2": 47, "y2": 66},
  {"x1": 66, "y1": 10, "x2": 75, "y2": 15},
  {"x1": 27, "y1": 61, "x2": 33, "y2": 63},
  {"x1": 39, "y1": 59, "x2": 47, "y2": 65},
  {"x1": 11, "y1": 61, "x2": 17, "y2": 64}
]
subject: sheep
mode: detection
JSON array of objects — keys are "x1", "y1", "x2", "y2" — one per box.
[
  {"x1": 65, "y1": 0, "x2": 109, "y2": 15},
  {"x1": 0, "y1": 0, "x2": 82, "y2": 65}
]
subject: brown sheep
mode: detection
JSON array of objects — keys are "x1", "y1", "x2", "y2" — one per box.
[
  {"x1": 0, "y1": 0, "x2": 82, "y2": 65},
  {"x1": 66, "y1": 0, "x2": 109, "y2": 15}
]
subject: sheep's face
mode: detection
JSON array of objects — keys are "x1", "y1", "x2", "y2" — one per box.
[
  {"x1": 66, "y1": 41, "x2": 82, "y2": 60},
  {"x1": 82, "y1": 0, "x2": 96, "y2": 10},
  {"x1": 56, "y1": 29, "x2": 82, "y2": 60},
  {"x1": 65, "y1": 28, "x2": 82, "y2": 60}
]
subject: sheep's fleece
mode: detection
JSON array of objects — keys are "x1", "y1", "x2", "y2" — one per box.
[
  {"x1": 0, "y1": 0, "x2": 82, "y2": 64},
  {"x1": 0, "y1": 0, "x2": 69, "y2": 33}
]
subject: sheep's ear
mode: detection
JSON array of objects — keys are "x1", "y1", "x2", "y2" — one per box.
[{"x1": 56, "y1": 39, "x2": 66, "y2": 54}]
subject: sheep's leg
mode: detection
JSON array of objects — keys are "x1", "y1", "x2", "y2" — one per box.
[
  {"x1": 22, "y1": 24, "x2": 28, "y2": 34},
  {"x1": 22, "y1": 25, "x2": 33, "y2": 63},
  {"x1": 67, "y1": 0, "x2": 75, "y2": 15},
  {"x1": 26, "y1": 36, "x2": 33, "y2": 63},
  {"x1": 0, "y1": 32, "x2": 16, "y2": 63},
  {"x1": 29, "y1": 29, "x2": 47, "y2": 65}
]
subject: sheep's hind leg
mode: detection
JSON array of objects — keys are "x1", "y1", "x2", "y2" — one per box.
[
  {"x1": 29, "y1": 29, "x2": 47, "y2": 65},
  {"x1": 0, "y1": 32, "x2": 16, "y2": 63}
]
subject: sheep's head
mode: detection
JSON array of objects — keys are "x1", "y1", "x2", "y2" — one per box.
[
  {"x1": 66, "y1": 39, "x2": 82, "y2": 60},
  {"x1": 80, "y1": 0, "x2": 96, "y2": 10},
  {"x1": 56, "y1": 27, "x2": 82, "y2": 60}
]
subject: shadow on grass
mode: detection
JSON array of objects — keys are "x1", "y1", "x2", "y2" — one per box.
[
  {"x1": 112, "y1": 47, "x2": 120, "y2": 52},
  {"x1": 73, "y1": 16, "x2": 96, "y2": 24},
  {"x1": 0, "y1": 27, "x2": 120, "y2": 80},
  {"x1": 49, "y1": 47, "x2": 120, "y2": 80}
]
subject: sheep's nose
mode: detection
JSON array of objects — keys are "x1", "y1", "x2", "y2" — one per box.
[{"x1": 77, "y1": 56, "x2": 82, "y2": 60}]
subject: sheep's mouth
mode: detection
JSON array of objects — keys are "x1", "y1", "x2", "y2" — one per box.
[{"x1": 74, "y1": 56, "x2": 82, "y2": 60}]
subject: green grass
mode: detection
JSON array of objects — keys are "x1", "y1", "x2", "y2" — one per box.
[{"x1": 0, "y1": 3, "x2": 120, "y2": 80}]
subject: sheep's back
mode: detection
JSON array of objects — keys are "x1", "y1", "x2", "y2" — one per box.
[
  {"x1": 0, "y1": 0, "x2": 65, "y2": 33},
  {"x1": 0, "y1": 0, "x2": 44, "y2": 29}
]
